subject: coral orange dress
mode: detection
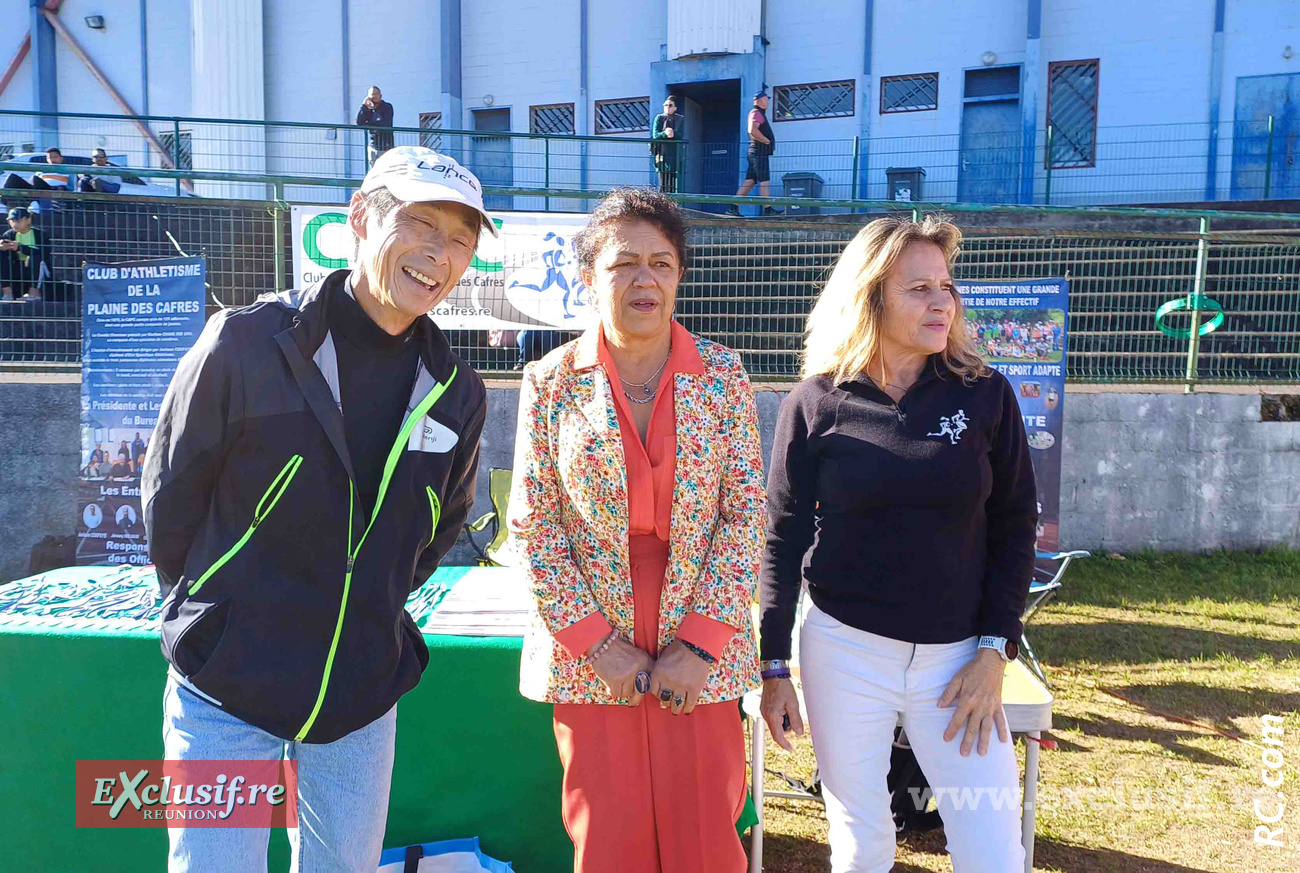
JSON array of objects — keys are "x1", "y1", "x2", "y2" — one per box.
[{"x1": 550, "y1": 322, "x2": 748, "y2": 873}]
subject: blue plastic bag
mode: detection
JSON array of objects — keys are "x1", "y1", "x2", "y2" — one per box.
[{"x1": 376, "y1": 837, "x2": 513, "y2": 873}]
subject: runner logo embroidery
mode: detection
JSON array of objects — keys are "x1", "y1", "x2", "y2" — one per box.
[{"x1": 927, "y1": 409, "x2": 969, "y2": 445}]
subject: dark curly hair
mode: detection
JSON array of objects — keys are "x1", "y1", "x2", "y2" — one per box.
[{"x1": 572, "y1": 187, "x2": 689, "y2": 280}]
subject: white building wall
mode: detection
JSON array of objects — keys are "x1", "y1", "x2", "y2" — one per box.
[
  {"x1": 51, "y1": 0, "x2": 144, "y2": 117},
  {"x1": 588, "y1": 0, "x2": 664, "y2": 107},
  {"x1": 867, "y1": 3, "x2": 1024, "y2": 201},
  {"x1": 462, "y1": 0, "x2": 580, "y2": 206},
  {"x1": 0, "y1": 0, "x2": 34, "y2": 121},
  {"x1": 347, "y1": 0, "x2": 442, "y2": 132},
  {"x1": 1214, "y1": 0, "x2": 1300, "y2": 199},
  {"x1": 264, "y1": 0, "x2": 351, "y2": 199},
  {"x1": 191, "y1": 0, "x2": 267, "y2": 198},
  {"x1": 0, "y1": 0, "x2": 1297, "y2": 206},
  {"x1": 588, "y1": 0, "x2": 665, "y2": 193},
  {"x1": 1038, "y1": 0, "x2": 1216, "y2": 203},
  {"x1": 763, "y1": 0, "x2": 863, "y2": 197},
  {"x1": 145, "y1": 0, "x2": 193, "y2": 120},
  {"x1": 667, "y1": 0, "x2": 759, "y2": 59}
]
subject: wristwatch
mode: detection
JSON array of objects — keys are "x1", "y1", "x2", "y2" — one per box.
[
  {"x1": 977, "y1": 635, "x2": 1019, "y2": 662},
  {"x1": 761, "y1": 659, "x2": 791, "y2": 679}
]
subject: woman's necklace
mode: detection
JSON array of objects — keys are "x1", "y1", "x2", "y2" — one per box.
[{"x1": 619, "y1": 348, "x2": 671, "y2": 405}]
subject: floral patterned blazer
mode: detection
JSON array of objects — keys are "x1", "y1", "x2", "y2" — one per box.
[{"x1": 510, "y1": 324, "x2": 766, "y2": 705}]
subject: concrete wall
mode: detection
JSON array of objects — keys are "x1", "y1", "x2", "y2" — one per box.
[
  {"x1": 3, "y1": 378, "x2": 1297, "y2": 583},
  {"x1": 0, "y1": 378, "x2": 81, "y2": 584}
]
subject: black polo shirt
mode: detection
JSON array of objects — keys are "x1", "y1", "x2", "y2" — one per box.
[{"x1": 759, "y1": 356, "x2": 1038, "y2": 659}]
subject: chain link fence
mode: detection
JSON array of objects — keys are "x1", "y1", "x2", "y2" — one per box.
[{"x1": 2, "y1": 188, "x2": 1297, "y2": 384}]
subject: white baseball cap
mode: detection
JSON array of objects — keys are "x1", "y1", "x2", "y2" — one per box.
[{"x1": 360, "y1": 146, "x2": 499, "y2": 237}]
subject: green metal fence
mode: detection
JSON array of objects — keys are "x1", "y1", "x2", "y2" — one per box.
[
  {"x1": 4, "y1": 109, "x2": 1294, "y2": 207},
  {"x1": 1, "y1": 164, "x2": 1297, "y2": 386}
]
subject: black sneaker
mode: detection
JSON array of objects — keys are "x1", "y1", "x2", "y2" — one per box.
[
  {"x1": 762, "y1": 205, "x2": 784, "y2": 215},
  {"x1": 725, "y1": 204, "x2": 741, "y2": 216}
]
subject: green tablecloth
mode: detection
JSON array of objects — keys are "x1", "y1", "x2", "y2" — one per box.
[{"x1": 0, "y1": 566, "x2": 569, "y2": 871}]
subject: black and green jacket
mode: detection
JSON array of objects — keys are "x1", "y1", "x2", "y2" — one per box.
[{"x1": 143, "y1": 269, "x2": 486, "y2": 743}]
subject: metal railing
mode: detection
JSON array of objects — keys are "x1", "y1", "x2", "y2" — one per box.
[
  {"x1": 3, "y1": 109, "x2": 1294, "y2": 207},
  {"x1": 1, "y1": 162, "x2": 1298, "y2": 386},
  {"x1": 0, "y1": 109, "x2": 675, "y2": 205}
]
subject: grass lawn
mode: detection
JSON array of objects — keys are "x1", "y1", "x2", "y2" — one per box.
[{"x1": 749, "y1": 550, "x2": 1300, "y2": 872}]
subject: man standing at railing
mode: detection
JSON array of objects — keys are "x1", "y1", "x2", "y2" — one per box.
[{"x1": 357, "y1": 85, "x2": 396, "y2": 164}]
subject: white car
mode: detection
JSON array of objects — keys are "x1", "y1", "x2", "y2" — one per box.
[{"x1": 1, "y1": 153, "x2": 191, "y2": 197}]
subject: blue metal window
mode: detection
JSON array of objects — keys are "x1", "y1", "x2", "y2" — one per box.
[
  {"x1": 529, "y1": 103, "x2": 575, "y2": 136},
  {"x1": 595, "y1": 98, "x2": 651, "y2": 134},
  {"x1": 774, "y1": 81, "x2": 855, "y2": 121},
  {"x1": 880, "y1": 73, "x2": 939, "y2": 113},
  {"x1": 1047, "y1": 59, "x2": 1099, "y2": 169}
]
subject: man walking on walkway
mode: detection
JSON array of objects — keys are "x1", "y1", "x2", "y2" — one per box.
[
  {"x1": 144, "y1": 146, "x2": 496, "y2": 872},
  {"x1": 729, "y1": 90, "x2": 781, "y2": 216}
]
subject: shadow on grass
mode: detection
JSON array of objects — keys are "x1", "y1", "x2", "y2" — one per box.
[
  {"x1": 745, "y1": 832, "x2": 831, "y2": 873},
  {"x1": 753, "y1": 828, "x2": 1222, "y2": 872},
  {"x1": 749, "y1": 830, "x2": 941, "y2": 873},
  {"x1": 1030, "y1": 622, "x2": 1297, "y2": 666},
  {"x1": 897, "y1": 827, "x2": 1221, "y2": 872},
  {"x1": 1050, "y1": 713, "x2": 1240, "y2": 767},
  {"x1": 1136, "y1": 603, "x2": 1300, "y2": 631},
  {"x1": 1106, "y1": 682, "x2": 1300, "y2": 728},
  {"x1": 1033, "y1": 836, "x2": 1220, "y2": 872}
]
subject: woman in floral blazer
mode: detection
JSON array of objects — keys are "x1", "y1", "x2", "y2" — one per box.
[{"x1": 508, "y1": 188, "x2": 764, "y2": 873}]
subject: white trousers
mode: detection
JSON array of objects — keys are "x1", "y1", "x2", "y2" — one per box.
[{"x1": 800, "y1": 601, "x2": 1026, "y2": 873}]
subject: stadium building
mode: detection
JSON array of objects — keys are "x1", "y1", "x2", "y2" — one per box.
[{"x1": 0, "y1": 0, "x2": 1296, "y2": 207}]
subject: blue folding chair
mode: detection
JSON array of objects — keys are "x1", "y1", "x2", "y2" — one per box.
[{"x1": 1020, "y1": 549, "x2": 1090, "y2": 684}]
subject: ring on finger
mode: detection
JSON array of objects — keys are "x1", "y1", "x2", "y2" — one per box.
[
  {"x1": 673, "y1": 695, "x2": 685, "y2": 708},
  {"x1": 635, "y1": 672, "x2": 651, "y2": 694}
]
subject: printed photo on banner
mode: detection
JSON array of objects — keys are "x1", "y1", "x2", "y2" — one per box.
[
  {"x1": 291, "y1": 206, "x2": 595, "y2": 331},
  {"x1": 78, "y1": 257, "x2": 207, "y2": 567},
  {"x1": 962, "y1": 278, "x2": 1070, "y2": 554}
]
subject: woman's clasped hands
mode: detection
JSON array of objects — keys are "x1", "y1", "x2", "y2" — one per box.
[{"x1": 587, "y1": 635, "x2": 710, "y2": 715}]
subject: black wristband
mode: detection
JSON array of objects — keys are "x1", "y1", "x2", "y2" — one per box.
[{"x1": 679, "y1": 639, "x2": 717, "y2": 664}]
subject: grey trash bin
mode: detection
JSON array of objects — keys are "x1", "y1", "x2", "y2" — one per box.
[
  {"x1": 886, "y1": 167, "x2": 926, "y2": 203},
  {"x1": 782, "y1": 172, "x2": 825, "y2": 215}
]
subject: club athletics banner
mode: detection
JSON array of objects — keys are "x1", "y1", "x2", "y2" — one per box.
[
  {"x1": 291, "y1": 206, "x2": 596, "y2": 331},
  {"x1": 961, "y1": 278, "x2": 1070, "y2": 555},
  {"x1": 78, "y1": 257, "x2": 207, "y2": 566}
]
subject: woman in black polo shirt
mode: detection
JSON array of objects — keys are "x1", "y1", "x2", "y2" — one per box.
[{"x1": 758, "y1": 215, "x2": 1037, "y2": 872}]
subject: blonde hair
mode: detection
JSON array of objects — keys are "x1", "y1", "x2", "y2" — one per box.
[{"x1": 802, "y1": 215, "x2": 987, "y2": 384}]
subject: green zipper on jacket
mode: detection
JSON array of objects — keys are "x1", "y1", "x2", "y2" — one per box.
[
  {"x1": 426, "y1": 486, "x2": 442, "y2": 546},
  {"x1": 293, "y1": 368, "x2": 457, "y2": 742},
  {"x1": 187, "y1": 454, "x2": 304, "y2": 596}
]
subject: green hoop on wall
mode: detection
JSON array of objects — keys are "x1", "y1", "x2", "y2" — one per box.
[{"x1": 1155, "y1": 295, "x2": 1224, "y2": 339}]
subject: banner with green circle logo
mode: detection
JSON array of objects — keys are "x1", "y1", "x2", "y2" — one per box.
[{"x1": 290, "y1": 206, "x2": 595, "y2": 330}]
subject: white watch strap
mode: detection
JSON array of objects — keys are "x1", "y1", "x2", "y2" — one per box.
[{"x1": 977, "y1": 635, "x2": 1011, "y2": 661}]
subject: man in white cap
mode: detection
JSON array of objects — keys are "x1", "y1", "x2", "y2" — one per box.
[{"x1": 144, "y1": 147, "x2": 497, "y2": 872}]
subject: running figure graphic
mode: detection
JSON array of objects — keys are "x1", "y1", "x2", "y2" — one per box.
[{"x1": 927, "y1": 409, "x2": 969, "y2": 444}]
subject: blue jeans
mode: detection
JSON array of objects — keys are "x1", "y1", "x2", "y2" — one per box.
[{"x1": 162, "y1": 673, "x2": 397, "y2": 873}]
